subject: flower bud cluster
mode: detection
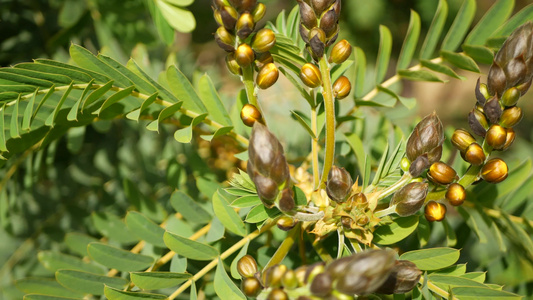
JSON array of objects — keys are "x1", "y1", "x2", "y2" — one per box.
[
  {"x1": 405, "y1": 112, "x2": 444, "y2": 177},
  {"x1": 247, "y1": 122, "x2": 295, "y2": 212},
  {"x1": 213, "y1": 0, "x2": 279, "y2": 89},
  {"x1": 296, "y1": 0, "x2": 342, "y2": 61},
  {"x1": 238, "y1": 249, "x2": 421, "y2": 298}
]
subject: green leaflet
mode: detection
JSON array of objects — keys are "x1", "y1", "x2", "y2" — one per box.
[
  {"x1": 9, "y1": 94, "x2": 20, "y2": 138},
  {"x1": 145, "y1": 102, "x2": 183, "y2": 132},
  {"x1": 93, "y1": 86, "x2": 135, "y2": 115},
  {"x1": 398, "y1": 69, "x2": 444, "y2": 82},
  {"x1": 353, "y1": 47, "x2": 367, "y2": 98},
  {"x1": 130, "y1": 272, "x2": 191, "y2": 290},
  {"x1": 230, "y1": 240, "x2": 250, "y2": 279},
  {"x1": 22, "y1": 295, "x2": 81, "y2": 300},
  {"x1": 245, "y1": 204, "x2": 281, "y2": 223},
  {"x1": 213, "y1": 190, "x2": 247, "y2": 236},
  {"x1": 400, "y1": 247, "x2": 460, "y2": 271},
  {"x1": 87, "y1": 243, "x2": 154, "y2": 272},
  {"x1": 421, "y1": 59, "x2": 464, "y2": 80},
  {"x1": 99, "y1": 56, "x2": 157, "y2": 95},
  {"x1": 91, "y1": 212, "x2": 138, "y2": 244},
  {"x1": 420, "y1": 0, "x2": 448, "y2": 60},
  {"x1": 464, "y1": 0, "x2": 514, "y2": 46},
  {"x1": 451, "y1": 286, "x2": 522, "y2": 299},
  {"x1": 104, "y1": 286, "x2": 167, "y2": 300},
  {"x1": 125, "y1": 211, "x2": 166, "y2": 247},
  {"x1": 441, "y1": 0, "x2": 476, "y2": 52},
  {"x1": 373, "y1": 215, "x2": 419, "y2": 245},
  {"x1": 463, "y1": 44, "x2": 495, "y2": 65},
  {"x1": 64, "y1": 233, "x2": 99, "y2": 257},
  {"x1": 15, "y1": 62, "x2": 92, "y2": 83},
  {"x1": 55, "y1": 270, "x2": 128, "y2": 296},
  {"x1": 38, "y1": 251, "x2": 104, "y2": 274},
  {"x1": 492, "y1": 3, "x2": 533, "y2": 39},
  {"x1": 197, "y1": 74, "x2": 232, "y2": 127},
  {"x1": 0, "y1": 70, "x2": 54, "y2": 88},
  {"x1": 0, "y1": 68, "x2": 72, "y2": 85},
  {"x1": 440, "y1": 50, "x2": 480, "y2": 73},
  {"x1": 231, "y1": 195, "x2": 262, "y2": 208},
  {"x1": 15, "y1": 278, "x2": 84, "y2": 298},
  {"x1": 166, "y1": 66, "x2": 206, "y2": 114},
  {"x1": 290, "y1": 110, "x2": 316, "y2": 139},
  {"x1": 163, "y1": 231, "x2": 219, "y2": 260},
  {"x1": 155, "y1": 0, "x2": 196, "y2": 33},
  {"x1": 397, "y1": 10, "x2": 421, "y2": 71},
  {"x1": 214, "y1": 259, "x2": 246, "y2": 300},
  {"x1": 170, "y1": 190, "x2": 212, "y2": 224},
  {"x1": 375, "y1": 25, "x2": 392, "y2": 84}
]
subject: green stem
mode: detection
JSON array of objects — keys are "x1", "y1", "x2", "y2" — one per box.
[
  {"x1": 318, "y1": 57, "x2": 336, "y2": 188},
  {"x1": 374, "y1": 205, "x2": 397, "y2": 218},
  {"x1": 312, "y1": 237, "x2": 334, "y2": 263},
  {"x1": 242, "y1": 66, "x2": 259, "y2": 108},
  {"x1": 264, "y1": 225, "x2": 301, "y2": 270},
  {"x1": 426, "y1": 164, "x2": 481, "y2": 202},
  {"x1": 311, "y1": 105, "x2": 320, "y2": 189}
]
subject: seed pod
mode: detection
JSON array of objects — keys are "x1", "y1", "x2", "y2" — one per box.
[
  {"x1": 375, "y1": 260, "x2": 422, "y2": 295},
  {"x1": 235, "y1": 44, "x2": 255, "y2": 67},
  {"x1": 409, "y1": 154, "x2": 430, "y2": 177},
  {"x1": 310, "y1": 273, "x2": 333, "y2": 297},
  {"x1": 252, "y1": 28, "x2": 276, "y2": 53},
  {"x1": 282, "y1": 269, "x2": 298, "y2": 290},
  {"x1": 501, "y1": 127, "x2": 516, "y2": 151},
  {"x1": 468, "y1": 108, "x2": 489, "y2": 137},
  {"x1": 264, "y1": 264, "x2": 288, "y2": 288},
  {"x1": 329, "y1": 39, "x2": 352, "y2": 64},
  {"x1": 256, "y1": 63, "x2": 279, "y2": 90},
  {"x1": 226, "y1": 53, "x2": 242, "y2": 75},
  {"x1": 241, "y1": 103, "x2": 262, "y2": 127},
  {"x1": 486, "y1": 124, "x2": 507, "y2": 150},
  {"x1": 446, "y1": 183, "x2": 466, "y2": 206},
  {"x1": 215, "y1": 27, "x2": 236, "y2": 52},
  {"x1": 266, "y1": 288, "x2": 288, "y2": 300},
  {"x1": 326, "y1": 165, "x2": 353, "y2": 203},
  {"x1": 501, "y1": 87, "x2": 520, "y2": 107},
  {"x1": 424, "y1": 201, "x2": 446, "y2": 222},
  {"x1": 332, "y1": 76, "x2": 351, "y2": 99},
  {"x1": 277, "y1": 216, "x2": 297, "y2": 231},
  {"x1": 300, "y1": 63, "x2": 322, "y2": 88},
  {"x1": 255, "y1": 51, "x2": 274, "y2": 70},
  {"x1": 464, "y1": 143, "x2": 485, "y2": 166},
  {"x1": 451, "y1": 129, "x2": 476, "y2": 152},
  {"x1": 406, "y1": 112, "x2": 444, "y2": 163},
  {"x1": 333, "y1": 249, "x2": 396, "y2": 295},
  {"x1": 241, "y1": 277, "x2": 262, "y2": 297},
  {"x1": 238, "y1": 255, "x2": 259, "y2": 278},
  {"x1": 483, "y1": 96, "x2": 502, "y2": 124},
  {"x1": 428, "y1": 162, "x2": 457, "y2": 185},
  {"x1": 481, "y1": 158, "x2": 508, "y2": 183},
  {"x1": 252, "y1": 3, "x2": 266, "y2": 22},
  {"x1": 391, "y1": 182, "x2": 429, "y2": 217},
  {"x1": 500, "y1": 106, "x2": 523, "y2": 128}
]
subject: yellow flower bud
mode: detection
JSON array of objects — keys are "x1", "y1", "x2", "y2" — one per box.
[
  {"x1": 425, "y1": 201, "x2": 446, "y2": 222},
  {"x1": 300, "y1": 63, "x2": 322, "y2": 88},
  {"x1": 329, "y1": 39, "x2": 352, "y2": 64},
  {"x1": 428, "y1": 162, "x2": 457, "y2": 185},
  {"x1": 241, "y1": 277, "x2": 262, "y2": 297},
  {"x1": 481, "y1": 158, "x2": 508, "y2": 183},
  {"x1": 252, "y1": 28, "x2": 276, "y2": 53},
  {"x1": 486, "y1": 124, "x2": 507, "y2": 150},
  {"x1": 451, "y1": 129, "x2": 476, "y2": 152},
  {"x1": 237, "y1": 255, "x2": 258, "y2": 278},
  {"x1": 256, "y1": 63, "x2": 279, "y2": 90},
  {"x1": 500, "y1": 106, "x2": 523, "y2": 128},
  {"x1": 464, "y1": 143, "x2": 485, "y2": 166},
  {"x1": 446, "y1": 183, "x2": 466, "y2": 206},
  {"x1": 240, "y1": 104, "x2": 262, "y2": 127},
  {"x1": 235, "y1": 44, "x2": 255, "y2": 67},
  {"x1": 332, "y1": 75, "x2": 351, "y2": 99}
]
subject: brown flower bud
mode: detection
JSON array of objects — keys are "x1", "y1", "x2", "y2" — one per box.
[
  {"x1": 215, "y1": 27, "x2": 236, "y2": 52},
  {"x1": 253, "y1": 173, "x2": 278, "y2": 207},
  {"x1": 239, "y1": 0, "x2": 257, "y2": 12},
  {"x1": 309, "y1": 28, "x2": 326, "y2": 59},
  {"x1": 333, "y1": 249, "x2": 396, "y2": 295},
  {"x1": 329, "y1": 39, "x2": 352, "y2": 64},
  {"x1": 391, "y1": 182, "x2": 428, "y2": 217},
  {"x1": 300, "y1": 63, "x2": 322, "y2": 88},
  {"x1": 428, "y1": 162, "x2": 457, "y2": 185},
  {"x1": 252, "y1": 28, "x2": 276, "y2": 53},
  {"x1": 468, "y1": 108, "x2": 489, "y2": 137},
  {"x1": 409, "y1": 154, "x2": 430, "y2": 177},
  {"x1": 488, "y1": 63, "x2": 507, "y2": 97},
  {"x1": 235, "y1": 44, "x2": 255, "y2": 67},
  {"x1": 375, "y1": 260, "x2": 422, "y2": 294},
  {"x1": 299, "y1": 23, "x2": 310, "y2": 44},
  {"x1": 517, "y1": 78, "x2": 532, "y2": 95},
  {"x1": 486, "y1": 124, "x2": 507, "y2": 150},
  {"x1": 310, "y1": 273, "x2": 333, "y2": 297},
  {"x1": 451, "y1": 129, "x2": 476, "y2": 152},
  {"x1": 241, "y1": 277, "x2": 262, "y2": 297},
  {"x1": 500, "y1": 106, "x2": 523, "y2": 128},
  {"x1": 406, "y1": 112, "x2": 444, "y2": 163},
  {"x1": 481, "y1": 158, "x2": 508, "y2": 183},
  {"x1": 319, "y1": 8, "x2": 338, "y2": 36},
  {"x1": 341, "y1": 216, "x2": 353, "y2": 228},
  {"x1": 226, "y1": 53, "x2": 242, "y2": 75},
  {"x1": 332, "y1": 75, "x2": 351, "y2": 99},
  {"x1": 256, "y1": 63, "x2": 279, "y2": 90},
  {"x1": 501, "y1": 87, "x2": 520, "y2": 107},
  {"x1": 252, "y1": 3, "x2": 266, "y2": 22},
  {"x1": 304, "y1": 262, "x2": 325, "y2": 284},
  {"x1": 326, "y1": 165, "x2": 353, "y2": 203},
  {"x1": 424, "y1": 201, "x2": 446, "y2": 222},
  {"x1": 501, "y1": 127, "x2": 516, "y2": 151},
  {"x1": 475, "y1": 78, "x2": 487, "y2": 106},
  {"x1": 297, "y1": 0, "x2": 317, "y2": 29},
  {"x1": 278, "y1": 188, "x2": 295, "y2": 212},
  {"x1": 446, "y1": 183, "x2": 466, "y2": 206},
  {"x1": 267, "y1": 288, "x2": 288, "y2": 300},
  {"x1": 238, "y1": 255, "x2": 259, "y2": 278},
  {"x1": 255, "y1": 51, "x2": 274, "y2": 70},
  {"x1": 464, "y1": 143, "x2": 485, "y2": 166},
  {"x1": 483, "y1": 96, "x2": 502, "y2": 124},
  {"x1": 277, "y1": 216, "x2": 297, "y2": 231},
  {"x1": 219, "y1": 6, "x2": 239, "y2": 31},
  {"x1": 311, "y1": 0, "x2": 336, "y2": 16}
]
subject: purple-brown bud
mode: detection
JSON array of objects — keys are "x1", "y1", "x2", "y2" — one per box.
[
  {"x1": 483, "y1": 96, "x2": 503, "y2": 124},
  {"x1": 468, "y1": 108, "x2": 489, "y2": 137},
  {"x1": 406, "y1": 112, "x2": 444, "y2": 163},
  {"x1": 391, "y1": 182, "x2": 428, "y2": 216},
  {"x1": 215, "y1": 27, "x2": 236, "y2": 52},
  {"x1": 375, "y1": 260, "x2": 422, "y2": 294},
  {"x1": 326, "y1": 165, "x2": 353, "y2": 203}
]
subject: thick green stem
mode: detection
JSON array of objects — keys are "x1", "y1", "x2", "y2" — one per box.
[
  {"x1": 242, "y1": 66, "x2": 259, "y2": 107},
  {"x1": 311, "y1": 105, "x2": 320, "y2": 189},
  {"x1": 318, "y1": 57, "x2": 336, "y2": 188},
  {"x1": 264, "y1": 225, "x2": 301, "y2": 270},
  {"x1": 426, "y1": 164, "x2": 482, "y2": 202}
]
